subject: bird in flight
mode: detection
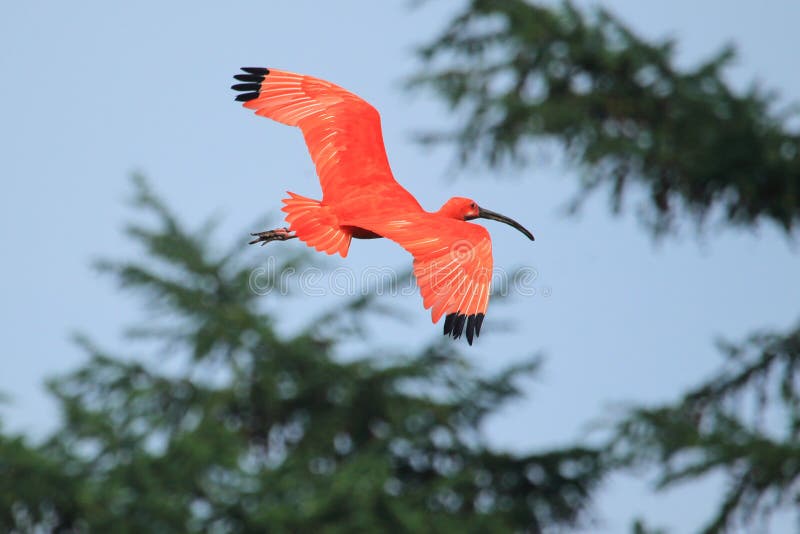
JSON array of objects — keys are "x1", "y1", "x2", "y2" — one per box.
[{"x1": 232, "y1": 67, "x2": 534, "y2": 345}]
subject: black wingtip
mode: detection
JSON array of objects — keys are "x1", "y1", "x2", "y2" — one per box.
[
  {"x1": 443, "y1": 314, "x2": 456, "y2": 336},
  {"x1": 443, "y1": 313, "x2": 483, "y2": 345},
  {"x1": 466, "y1": 316, "x2": 475, "y2": 345},
  {"x1": 241, "y1": 67, "x2": 270, "y2": 75},
  {"x1": 235, "y1": 92, "x2": 260, "y2": 102},
  {"x1": 233, "y1": 73, "x2": 264, "y2": 82},
  {"x1": 232, "y1": 68, "x2": 270, "y2": 102},
  {"x1": 475, "y1": 313, "x2": 485, "y2": 337},
  {"x1": 453, "y1": 315, "x2": 466, "y2": 340},
  {"x1": 231, "y1": 82, "x2": 261, "y2": 92}
]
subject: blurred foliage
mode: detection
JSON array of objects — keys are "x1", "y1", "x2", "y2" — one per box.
[
  {"x1": 609, "y1": 325, "x2": 800, "y2": 533},
  {"x1": 0, "y1": 177, "x2": 605, "y2": 532},
  {"x1": 631, "y1": 518, "x2": 667, "y2": 534},
  {"x1": 411, "y1": 0, "x2": 800, "y2": 234},
  {"x1": 413, "y1": 1, "x2": 800, "y2": 532}
]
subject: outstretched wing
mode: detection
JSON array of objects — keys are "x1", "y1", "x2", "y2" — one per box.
[
  {"x1": 350, "y1": 214, "x2": 494, "y2": 345},
  {"x1": 232, "y1": 67, "x2": 420, "y2": 210}
]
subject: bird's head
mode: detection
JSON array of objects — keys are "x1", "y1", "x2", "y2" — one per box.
[{"x1": 438, "y1": 197, "x2": 535, "y2": 241}]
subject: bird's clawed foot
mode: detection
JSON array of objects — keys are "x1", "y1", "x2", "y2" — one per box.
[{"x1": 248, "y1": 227, "x2": 297, "y2": 246}]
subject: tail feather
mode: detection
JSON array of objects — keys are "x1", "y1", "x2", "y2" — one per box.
[{"x1": 281, "y1": 192, "x2": 351, "y2": 257}]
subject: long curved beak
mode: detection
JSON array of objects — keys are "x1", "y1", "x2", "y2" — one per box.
[{"x1": 478, "y1": 207, "x2": 535, "y2": 241}]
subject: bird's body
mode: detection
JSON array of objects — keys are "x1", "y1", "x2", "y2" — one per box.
[{"x1": 233, "y1": 67, "x2": 534, "y2": 344}]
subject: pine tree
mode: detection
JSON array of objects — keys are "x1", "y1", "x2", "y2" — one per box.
[
  {"x1": 412, "y1": 1, "x2": 800, "y2": 532},
  {"x1": 411, "y1": 0, "x2": 800, "y2": 235},
  {"x1": 0, "y1": 177, "x2": 605, "y2": 533}
]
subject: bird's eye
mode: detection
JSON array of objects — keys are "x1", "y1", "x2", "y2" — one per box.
[{"x1": 470, "y1": 202, "x2": 476, "y2": 209}]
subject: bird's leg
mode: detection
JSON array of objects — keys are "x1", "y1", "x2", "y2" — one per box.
[{"x1": 248, "y1": 227, "x2": 297, "y2": 246}]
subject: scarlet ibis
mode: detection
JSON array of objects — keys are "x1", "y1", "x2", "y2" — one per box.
[{"x1": 232, "y1": 67, "x2": 534, "y2": 345}]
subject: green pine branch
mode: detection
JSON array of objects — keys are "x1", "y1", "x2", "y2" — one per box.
[{"x1": 411, "y1": 0, "x2": 800, "y2": 234}]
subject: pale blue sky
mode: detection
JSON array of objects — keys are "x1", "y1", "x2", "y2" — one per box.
[{"x1": 2, "y1": 1, "x2": 799, "y2": 532}]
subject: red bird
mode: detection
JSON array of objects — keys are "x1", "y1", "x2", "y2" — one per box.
[{"x1": 232, "y1": 67, "x2": 534, "y2": 345}]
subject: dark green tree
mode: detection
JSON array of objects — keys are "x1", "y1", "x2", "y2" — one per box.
[
  {"x1": 412, "y1": 1, "x2": 800, "y2": 532},
  {"x1": 0, "y1": 177, "x2": 605, "y2": 533},
  {"x1": 412, "y1": 0, "x2": 800, "y2": 235},
  {"x1": 609, "y1": 327, "x2": 800, "y2": 533}
]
